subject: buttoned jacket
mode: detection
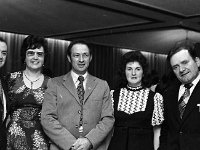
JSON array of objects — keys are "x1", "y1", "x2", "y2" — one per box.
[
  {"x1": 159, "y1": 79, "x2": 200, "y2": 150},
  {"x1": 41, "y1": 72, "x2": 114, "y2": 150}
]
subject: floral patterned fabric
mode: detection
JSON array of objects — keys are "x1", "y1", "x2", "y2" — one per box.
[{"x1": 6, "y1": 71, "x2": 50, "y2": 150}]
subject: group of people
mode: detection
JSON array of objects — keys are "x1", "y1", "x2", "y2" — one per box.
[{"x1": 0, "y1": 34, "x2": 200, "y2": 150}]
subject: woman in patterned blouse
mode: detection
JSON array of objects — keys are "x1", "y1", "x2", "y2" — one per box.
[
  {"x1": 108, "y1": 51, "x2": 164, "y2": 150},
  {"x1": 6, "y1": 35, "x2": 50, "y2": 150}
]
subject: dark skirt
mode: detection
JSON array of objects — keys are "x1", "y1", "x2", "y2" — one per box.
[{"x1": 108, "y1": 126, "x2": 154, "y2": 150}]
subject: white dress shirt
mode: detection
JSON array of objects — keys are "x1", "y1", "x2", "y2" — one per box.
[
  {"x1": 178, "y1": 72, "x2": 200, "y2": 104},
  {"x1": 2, "y1": 90, "x2": 6, "y2": 120},
  {"x1": 71, "y1": 70, "x2": 88, "y2": 90}
]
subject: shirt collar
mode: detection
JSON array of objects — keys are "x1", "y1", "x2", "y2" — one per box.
[
  {"x1": 191, "y1": 72, "x2": 200, "y2": 87},
  {"x1": 180, "y1": 72, "x2": 200, "y2": 89},
  {"x1": 71, "y1": 70, "x2": 88, "y2": 84}
]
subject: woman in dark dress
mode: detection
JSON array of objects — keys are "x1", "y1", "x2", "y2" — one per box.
[
  {"x1": 108, "y1": 51, "x2": 164, "y2": 150},
  {"x1": 6, "y1": 35, "x2": 50, "y2": 150}
]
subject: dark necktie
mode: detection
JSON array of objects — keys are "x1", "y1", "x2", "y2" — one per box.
[
  {"x1": 77, "y1": 76, "x2": 85, "y2": 103},
  {"x1": 77, "y1": 76, "x2": 84, "y2": 137},
  {"x1": 178, "y1": 83, "x2": 193, "y2": 119}
]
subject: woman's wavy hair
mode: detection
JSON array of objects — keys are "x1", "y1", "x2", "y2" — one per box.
[{"x1": 117, "y1": 50, "x2": 149, "y2": 88}]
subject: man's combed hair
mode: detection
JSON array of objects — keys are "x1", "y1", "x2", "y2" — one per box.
[
  {"x1": 0, "y1": 37, "x2": 7, "y2": 45},
  {"x1": 67, "y1": 40, "x2": 92, "y2": 58},
  {"x1": 167, "y1": 40, "x2": 197, "y2": 62}
]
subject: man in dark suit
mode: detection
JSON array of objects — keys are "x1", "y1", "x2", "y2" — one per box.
[
  {"x1": 159, "y1": 42, "x2": 200, "y2": 150},
  {"x1": 0, "y1": 37, "x2": 8, "y2": 150},
  {"x1": 41, "y1": 40, "x2": 114, "y2": 150}
]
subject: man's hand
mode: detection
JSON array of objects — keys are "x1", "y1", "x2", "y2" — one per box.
[{"x1": 71, "y1": 137, "x2": 92, "y2": 150}]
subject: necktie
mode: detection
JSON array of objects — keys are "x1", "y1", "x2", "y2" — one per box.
[
  {"x1": 77, "y1": 76, "x2": 84, "y2": 137},
  {"x1": 178, "y1": 83, "x2": 193, "y2": 119},
  {"x1": 77, "y1": 76, "x2": 85, "y2": 103}
]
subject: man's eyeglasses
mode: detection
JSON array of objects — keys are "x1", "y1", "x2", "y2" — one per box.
[{"x1": 26, "y1": 51, "x2": 44, "y2": 57}]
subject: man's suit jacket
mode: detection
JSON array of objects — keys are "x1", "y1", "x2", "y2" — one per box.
[
  {"x1": 159, "y1": 79, "x2": 200, "y2": 150},
  {"x1": 0, "y1": 75, "x2": 8, "y2": 150},
  {"x1": 41, "y1": 72, "x2": 114, "y2": 150}
]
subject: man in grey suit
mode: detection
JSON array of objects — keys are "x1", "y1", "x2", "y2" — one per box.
[{"x1": 41, "y1": 40, "x2": 114, "y2": 150}]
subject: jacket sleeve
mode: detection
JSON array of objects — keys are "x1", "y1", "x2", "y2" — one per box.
[
  {"x1": 41, "y1": 79, "x2": 76, "y2": 150},
  {"x1": 85, "y1": 81, "x2": 115, "y2": 149}
]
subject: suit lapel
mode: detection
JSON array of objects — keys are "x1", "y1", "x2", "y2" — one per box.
[
  {"x1": 169, "y1": 84, "x2": 182, "y2": 123},
  {"x1": 62, "y1": 73, "x2": 80, "y2": 103},
  {"x1": 0, "y1": 75, "x2": 8, "y2": 121},
  {"x1": 0, "y1": 75, "x2": 7, "y2": 99},
  {"x1": 182, "y1": 81, "x2": 200, "y2": 121},
  {"x1": 84, "y1": 74, "x2": 97, "y2": 103}
]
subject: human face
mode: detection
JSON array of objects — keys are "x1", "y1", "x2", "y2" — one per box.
[
  {"x1": 170, "y1": 49, "x2": 200, "y2": 84},
  {"x1": 0, "y1": 41, "x2": 8, "y2": 68},
  {"x1": 67, "y1": 43, "x2": 92, "y2": 75},
  {"x1": 125, "y1": 61, "x2": 143, "y2": 87},
  {"x1": 25, "y1": 47, "x2": 45, "y2": 71}
]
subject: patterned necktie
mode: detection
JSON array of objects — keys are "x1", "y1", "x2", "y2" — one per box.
[
  {"x1": 77, "y1": 76, "x2": 85, "y2": 103},
  {"x1": 178, "y1": 83, "x2": 193, "y2": 119},
  {"x1": 77, "y1": 76, "x2": 85, "y2": 137}
]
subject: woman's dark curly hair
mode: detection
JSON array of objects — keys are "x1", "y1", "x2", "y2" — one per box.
[
  {"x1": 118, "y1": 50, "x2": 149, "y2": 88},
  {"x1": 20, "y1": 35, "x2": 48, "y2": 64}
]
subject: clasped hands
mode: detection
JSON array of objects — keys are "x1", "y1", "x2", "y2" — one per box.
[{"x1": 70, "y1": 137, "x2": 92, "y2": 150}]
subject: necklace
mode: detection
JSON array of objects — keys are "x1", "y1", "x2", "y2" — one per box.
[
  {"x1": 24, "y1": 73, "x2": 42, "y2": 89},
  {"x1": 127, "y1": 84, "x2": 142, "y2": 91}
]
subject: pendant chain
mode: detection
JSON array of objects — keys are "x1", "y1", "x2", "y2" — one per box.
[{"x1": 24, "y1": 73, "x2": 42, "y2": 89}]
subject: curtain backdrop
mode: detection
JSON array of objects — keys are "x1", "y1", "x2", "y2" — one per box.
[{"x1": 0, "y1": 31, "x2": 168, "y2": 89}]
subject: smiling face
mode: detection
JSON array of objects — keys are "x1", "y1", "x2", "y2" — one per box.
[
  {"x1": 67, "y1": 43, "x2": 92, "y2": 75},
  {"x1": 125, "y1": 61, "x2": 143, "y2": 87},
  {"x1": 0, "y1": 41, "x2": 7, "y2": 68},
  {"x1": 170, "y1": 49, "x2": 200, "y2": 84},
  {"x1": 25, "y1": 47, "x2": 45, "y2": 71}
]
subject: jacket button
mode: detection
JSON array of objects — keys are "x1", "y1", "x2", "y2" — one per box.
[
  {"x1": 78, "y1": 110, "x2": 81, "y2": 114},
  {"x1": 179, "y1": 131, "x2": 183, "y2": 135}
]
